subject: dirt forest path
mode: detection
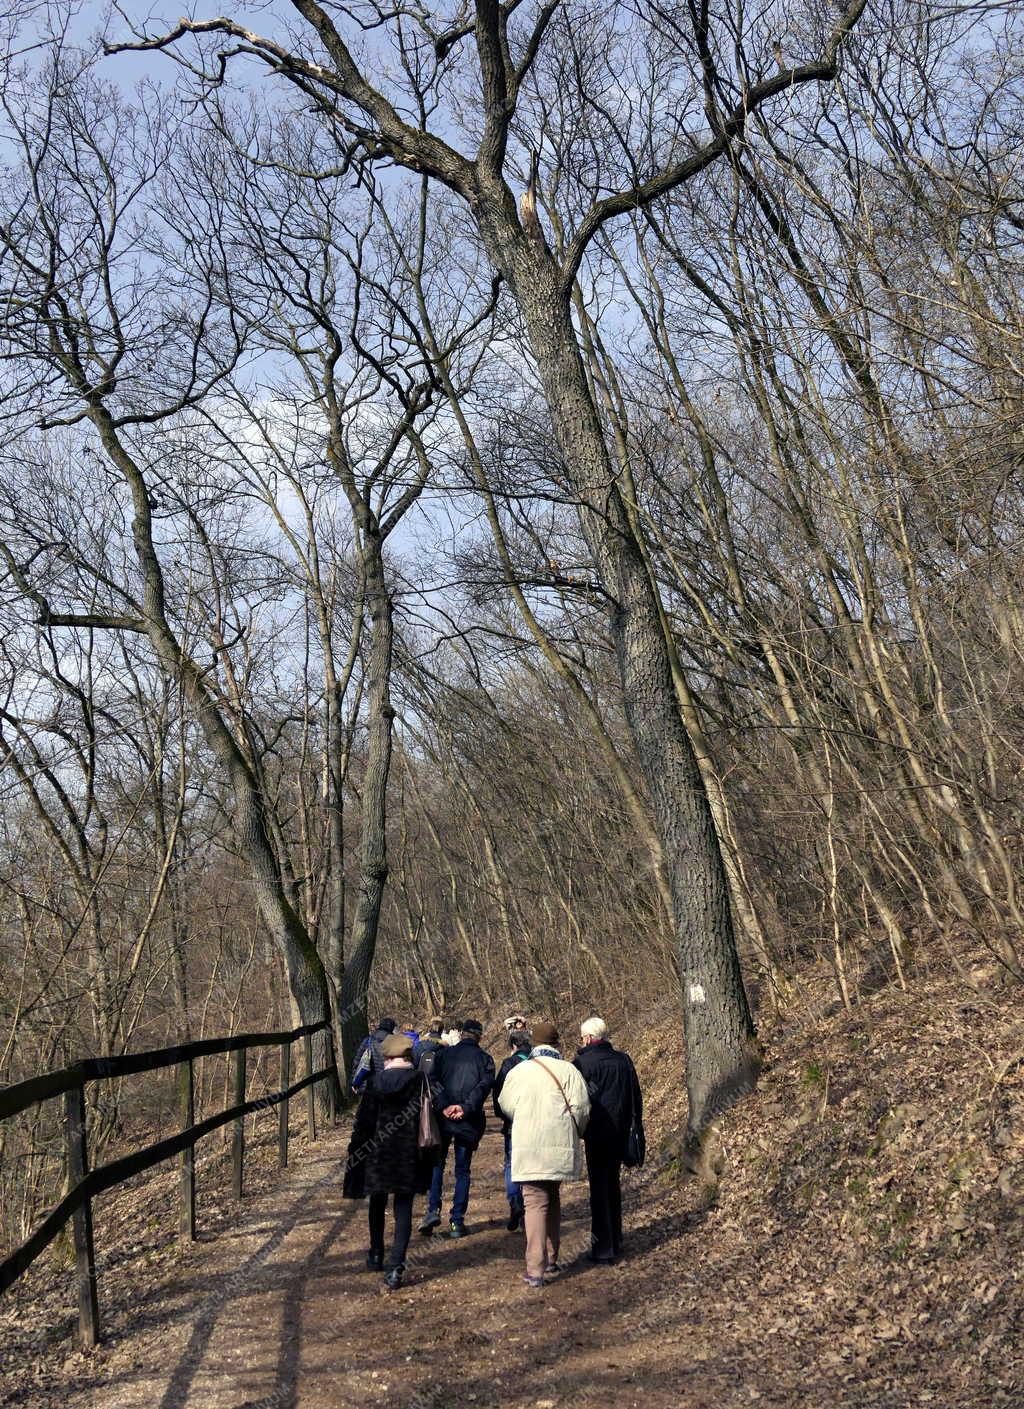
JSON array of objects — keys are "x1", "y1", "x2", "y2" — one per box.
[{"x1": 63, "y1": 1124, "x2": 692, "y2": 1409}]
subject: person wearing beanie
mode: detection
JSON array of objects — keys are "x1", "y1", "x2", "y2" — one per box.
[
  {"x1": 418, "y1": 1018, "x2": 494, "y2": 1238},
  {"x1": 343, "y1": 1032, "x2": 439, "y2": 1289},
  {"x1": 574, "y1": 1016, "x2": 643, "y2": 1264},
  {"x1": 350, "y1": 1016, "x2": 399, "y2": 1093},
  {"x1": 498, "y1": 1021, "x2": 590, "y2": 1288},
  {"x1": 493, "y1": 1029, "x2": 533, "y2": 1230}
]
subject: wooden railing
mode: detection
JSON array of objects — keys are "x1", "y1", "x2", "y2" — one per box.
[{"x1": 0, "y1": 1020, "x2": 338, "y2": 1348}]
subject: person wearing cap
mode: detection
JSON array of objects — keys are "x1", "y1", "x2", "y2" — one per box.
[
  {"x1": 498, "y1": 1021, "x2": 590, "y2": 1289},
  {"x1": 418, "y1": 1019, "x2": 495, "y2": 1238},
  {"x1": 343, "y1": 1032, "x2": 440, "y2": 1289},
  {"x1": 493, "y1": 1028, "x2": 533, "y2": 1231},
  {"x1": 574, "y1": 1016, "x2": 643, "y2": 1264}
]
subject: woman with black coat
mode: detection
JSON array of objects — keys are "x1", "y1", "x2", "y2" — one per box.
[{"x1": 343, "y1": 1032, "x2": 439, "y2": 1288}]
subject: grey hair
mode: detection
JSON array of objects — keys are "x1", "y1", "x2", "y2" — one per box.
[{"x1": 581, "y1": 1016, "x2": 608, "y2": 1041}]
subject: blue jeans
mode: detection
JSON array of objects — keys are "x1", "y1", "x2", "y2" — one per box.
[
  {"x1": 503, "y1": 1130, "x2": 523, "y2": 1213},
  {"x1": 429, "y1": 1135, "x2": 475, "y2": 1224}
]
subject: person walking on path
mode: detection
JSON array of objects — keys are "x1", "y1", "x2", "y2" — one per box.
[
  {"x1": 419, "y1": 1018, "x2": 495, "y2": 1238},
  {"x1": 350, "y1": 1016, "x2": 397, "y2": 1093},
  {"x1": 413, "y1": 1018, "x2": 445, "y2": 1078},
  {"x1": 499, "y1": 1020, "x2": 590, "y2": 1289},
  {"x1": 343, "y1": 1033, "x2": 440, "y2": 1289},
  {"x1": 493, "y1": 1028, "x2": 532, "y2": 1231},
  {"x1": 573, "y1": 1016, "x2": 643, "y2": 1264}
]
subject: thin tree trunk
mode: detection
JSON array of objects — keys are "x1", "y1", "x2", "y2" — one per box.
[{"x1": 88, "y1": 406, "x2": 336, "y2": 1098}]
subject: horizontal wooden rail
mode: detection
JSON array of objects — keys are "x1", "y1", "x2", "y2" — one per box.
[
  {"x1": 0, "y1": 1021, "x2": 330, "y2": 1123},
  {"x1": 0, "y1": 1020, "x2": 337, "y2": 1347}
]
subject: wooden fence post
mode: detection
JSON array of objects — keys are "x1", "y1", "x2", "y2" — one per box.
[
  {"x1": 178, "y1": 1058, "x2": 196, "y2": 1242},
  {"x1": 64, "y1": 1084, "x2": 100, "y2": 1349},
  {"x1": 231, "y1": 1048, "x2": 245, "y2": 1198},
  {"x1": 304, "y1": 1031, "x2": 316, "y2": 1143},
  {"x1": 278, "y1": 1041, "x2": 291, "y2": 1169},
  {"x1": 326, "y1": 1028, "x2": 338, "y2": 1124}
]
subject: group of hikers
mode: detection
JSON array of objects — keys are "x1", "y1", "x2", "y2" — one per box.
[{"x1": 342, "y1": 1013, "x2": 644, "y2": 1290}]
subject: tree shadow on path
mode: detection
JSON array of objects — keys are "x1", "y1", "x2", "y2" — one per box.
[{"x1": 157, "y1": 1174, "x2": 355, "y2": 1409}]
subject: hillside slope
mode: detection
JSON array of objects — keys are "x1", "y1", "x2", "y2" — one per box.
[{"x1": 2, "y1": 953, "x2": 1022, "y2": 1407}]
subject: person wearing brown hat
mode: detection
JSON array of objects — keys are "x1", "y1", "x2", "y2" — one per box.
[
  {"x1": 498, "y1": 1021, "x2": 590, "y2": 1288},
  {"x1": 343, "y1": 1032, "x2": 440, "y2": 1288}
]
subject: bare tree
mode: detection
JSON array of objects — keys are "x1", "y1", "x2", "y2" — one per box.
[{"x1": 0, "y1": 48, "x2": 338, "y2": 1084}]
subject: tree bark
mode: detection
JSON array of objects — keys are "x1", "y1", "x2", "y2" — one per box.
[
  {"x1": 88, "y1": 406, "x2": 336, "y2": 1096},
  {"x1": 476, "y1": 222, "x2": 758, "y2": 1134},
  {"x1": 336, "y1": 525, "x2": 395, "y2": 1078}
]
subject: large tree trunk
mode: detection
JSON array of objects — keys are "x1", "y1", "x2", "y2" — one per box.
[
  {"x1": 480, "y1": 226, "x2": 760, "y2": 1135},
  {"x1": 337, "y1": 526, "x2": 395, "y2": 1078}
]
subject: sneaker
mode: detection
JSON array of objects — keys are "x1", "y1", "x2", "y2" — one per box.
[
  {"x1": 365, "y1": 1251, "x2": 383, "y2": 1271},
  {"x1": 543, "y1": 1262, "x2": 562, "y2": 1279},
  {"x1": 506, "y1": 1208, "x2": 522, "y2": 1232},
  {"x1": 449, "y1": 1221, "x2": 465, "y2": 1239},
  {"x1": 418, "y1": 1211, "x2": 441, "y2": 1236},
  {"x1": 522, "y1": 1274, "x2": 544, "y2": 1289},
  {"x1": 384, "y1": 1268, "x2": 404, "y2": 1290}
]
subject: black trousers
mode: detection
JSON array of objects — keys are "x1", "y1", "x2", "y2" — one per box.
[
  {"x1": 585, "y1": 1144, "x2": 623, "y2": 1259},
  {"x1": 368, "y1": 1190, "x2": 415, "y2": 1270}
]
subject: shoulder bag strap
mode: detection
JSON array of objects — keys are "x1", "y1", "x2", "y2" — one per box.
[{"x1": 531, "y1": 1057, "x2": 581, "y2": 1137}]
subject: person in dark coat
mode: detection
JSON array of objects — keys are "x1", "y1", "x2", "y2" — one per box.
[
  {"x1": 350, "y1": 1016, "x2": 397, "y2": 1093},
  {"x1": 413, "y1": 1017, "x2": 445, "y2": 1078},
  {"x1": 573, "y1": 1016, "x2": 643, "y2": 1264},
  {"x1": 343, "y1": 1033, "x2": 438, "y2": 1288},
  {"x1": 493, "y1": 1030, "x2": 532, "y2": 1230},
  {"x1": 418, "y1": 1019, "x2": 495, "y2": 1238}
]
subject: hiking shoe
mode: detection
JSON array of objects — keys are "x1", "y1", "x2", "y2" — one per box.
[
  {"x1": 586, "y1": 1250, "x2": 616, "y2": 1265},
  {"x1": 365, "y1": 1251, "x2": 384, "y2": 1271},
  {"x1": 506, "y1": 1208, "x2": 522, "y2": 1232},
  {"x1": 418, "y1": 1211, "x2": 441, "y2": 1236},
  {"x1": 384, "y1": 1268, "x2": 404, "y2": 1290},
  {"x1": 543, "y1": 1262, "x2": 562, "y2": 1279},
  {"x1": 522, "y1": 1274, "x2": 544, "y2": 1289},
  {"x1": 449, "y1": 1221, "x2": 465, "y2": 1239}
]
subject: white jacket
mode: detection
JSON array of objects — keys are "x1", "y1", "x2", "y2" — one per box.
[{"x1": 499, "y1": 1047, "x2": 591, "y2": 1182}]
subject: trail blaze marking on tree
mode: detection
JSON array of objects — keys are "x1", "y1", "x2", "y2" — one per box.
[{"x1": 689, "y1": 984, "x2": 706, "y2": 1004}]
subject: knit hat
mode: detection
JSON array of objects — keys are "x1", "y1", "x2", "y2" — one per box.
[
  {"x1": 531, "y1": 1020, "x2": 559, "y2": 1047},
  {"x1": 381, "y1": 1033, "x2": 414, "y2": 1060},
  {"x1": 462, "y1": 1018, "x2": 483, "y2": 1036}
]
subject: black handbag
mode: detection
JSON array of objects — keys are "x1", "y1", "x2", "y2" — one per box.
[
  {"x1": 624, "y1": 1120, "x2": 646, "y2": 1168},
  {"x1": 623, "y1": 1073, "x2": 646, "y2": 1168}
]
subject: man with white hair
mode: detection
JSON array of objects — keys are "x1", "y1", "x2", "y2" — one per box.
[{"x1": 574, "y1": 1015, "x2": 643, "y2": 1264}]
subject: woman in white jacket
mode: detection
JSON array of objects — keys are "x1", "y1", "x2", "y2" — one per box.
[{"x1": 498, "y1": 1020, "x2": 591, "y2": 1287}]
